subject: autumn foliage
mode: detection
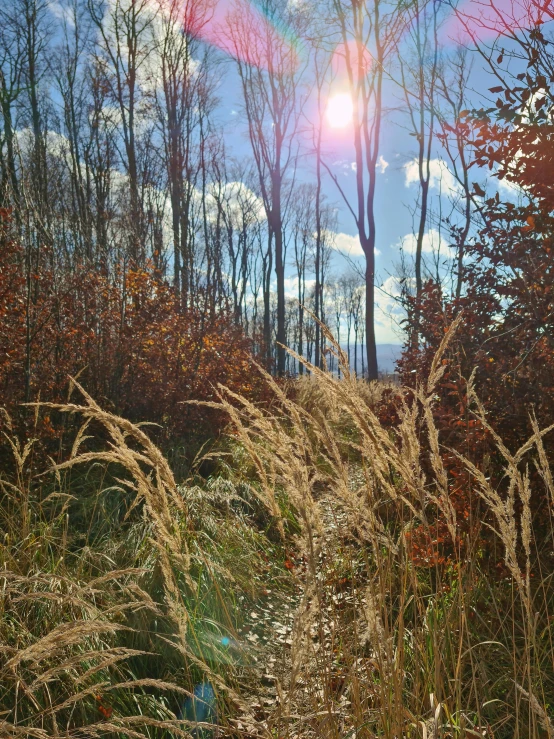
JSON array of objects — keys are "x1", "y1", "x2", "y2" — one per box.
[
  {"x1": 390, "y1": 33, "x2": 554, "y2": 569},
  {"x1": 396, "y1": 216, "x2": 554, "y2": 565},
  {"x1": 0, "y1": 209, "x2": 263, "y2": 455}
]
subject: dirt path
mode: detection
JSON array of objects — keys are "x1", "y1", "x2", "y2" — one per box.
[{"x1": 230, "y1": 491, "x2": 360, "y2": 738}]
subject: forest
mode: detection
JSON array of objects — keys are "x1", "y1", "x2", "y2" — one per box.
[{"x1": 1, "y1": 0, "x2": 554, "y2": 736}]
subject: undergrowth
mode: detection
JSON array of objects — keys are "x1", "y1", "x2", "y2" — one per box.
[{"x1": 2, "y1": 320, "x2": 554, "y2": 738}]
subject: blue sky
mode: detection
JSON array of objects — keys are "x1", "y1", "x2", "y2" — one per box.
[
  {"x1": 215, "y1": 0, "x2": 553, "y2": 343},
  {"x1": 216, "y1": 49, "x2": 478, "y2": 343},
  {"x1": 44, "y1": 0, "x2": 547, "y2": 344}
]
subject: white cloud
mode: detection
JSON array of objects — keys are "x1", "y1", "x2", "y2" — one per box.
[
  {"x1": 335, "y1": 158, "x2": 387, "y2": 175},
  {"x1": 287, "y1": 0, "x2": 310, "y2": 12},
  {"x1": 404, "y1": 159, "x2": 420, "y2": 187},
  {"x1": 497, "y1": 176, "x2": 524, "y2": 199},
  {"x1": 377, "y1": 155, "x2": 389, "y2": 174},
  {"x1": 398, "y1": 228, "x2": 445, "y2": 255},
  {"x1": 404, "y1": 158, "x2": 461, "y2": 196},
  {"x1": 284, "y1": 276, "x2": 316, "y2": 297},
  {"x1": 96, "y1": 0, "x2": 201, "y2": 102},
  {"x1": 521, "y1": 89, "x2": 548, "y2": 123},
  {"x1": 204, "y1": 181, "x2": 266, "y2": 227},
  {"x1": 48, "y1": 0, "x2": 75, "y2": 25},
  {"x1": 17, "y1": 128, "x2": 73, "y2": 168},
  {"x1": 374, "y1": 275, "x2": 407, "y2": 343},
  {"x1": 376, "y1": 275, "x2": 402, "y2": 310},
  {"x1": 325, "y1": 230, "x2": 381, "y2": 258},
  {"x1": 334, "y1": 232, "x2": 364, "y2": 256}
]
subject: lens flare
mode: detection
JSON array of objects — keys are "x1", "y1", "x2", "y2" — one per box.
[
  {"x1": 173, "y1": 0, "x2": 300, "y2": 71},
  {"x1": 326, "y1": 93, "x2": 354, "y2": 129}
]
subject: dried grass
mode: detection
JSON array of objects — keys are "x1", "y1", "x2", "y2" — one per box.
[
  {"x1": 204, "y1": 318, "x2": 554, "y2": 738},
  {"x1": 2, "y1": 321, "x2": 554, "y2": 738}
]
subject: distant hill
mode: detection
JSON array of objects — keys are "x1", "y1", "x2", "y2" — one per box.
[
  {"x1": 342, "y1": 343, "x2": 403, "y2": 375},
  {"x1": 377, "y1": 344, "x2": 403, "y2": 373}
]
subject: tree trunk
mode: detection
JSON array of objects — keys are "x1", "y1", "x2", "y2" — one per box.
[
  {"x1": 274, "y1": 218, "x2": 286, "y2": 376},
  {"x1": 364, "y1": 246, "x2": 378, "y2": 381}
]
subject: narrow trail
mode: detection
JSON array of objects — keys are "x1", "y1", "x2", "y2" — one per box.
[{"x1": 230, "y1": 489, "x2": 363, "y2": 738}]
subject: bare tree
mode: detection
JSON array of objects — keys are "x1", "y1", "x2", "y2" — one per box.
[
  {"x1": 397, "y1": 0, "x2": 440, "y2": 339},
  {"x1": 290, "y1": 183, "x2": 314, "y2": 374},
  {"x1": 153, "y1": 0, "x2": 207, "y2": 301},
  {"x1": 89, "y1": 0, "x2": 158, "y2": 265},
  {"x1": 436, "y1": 49, "x2": 475, "y2": 302},
  {"x1": 50, "y1": 0, "x2": 96, "y2": 262},
  {"x1": 229, "y1": 0, "x2": 308, "y2": 374},
  {"x1": 0, "y1": 5, "x2": 25, "y2": 208},
  {"x1": 326, "y1": 0, "x2": 405, "y2": 379}
]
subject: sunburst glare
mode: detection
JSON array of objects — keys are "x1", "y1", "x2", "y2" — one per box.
[{"x1": 326, "y1": 93, "x2": 354, "y2": 129}]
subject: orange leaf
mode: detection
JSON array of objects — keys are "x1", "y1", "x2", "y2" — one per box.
[{"x1": 98, "y1": 704, "x2": 113, "y2": 719}]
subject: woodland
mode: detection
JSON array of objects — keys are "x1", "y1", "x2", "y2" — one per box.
[{"x1": 2, "y1": 0, "x2": 554, "y2": 737}]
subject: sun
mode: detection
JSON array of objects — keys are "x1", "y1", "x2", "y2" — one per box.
[{"x1": 326, "y1": 93, "x2": 354, "y2": 129}]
